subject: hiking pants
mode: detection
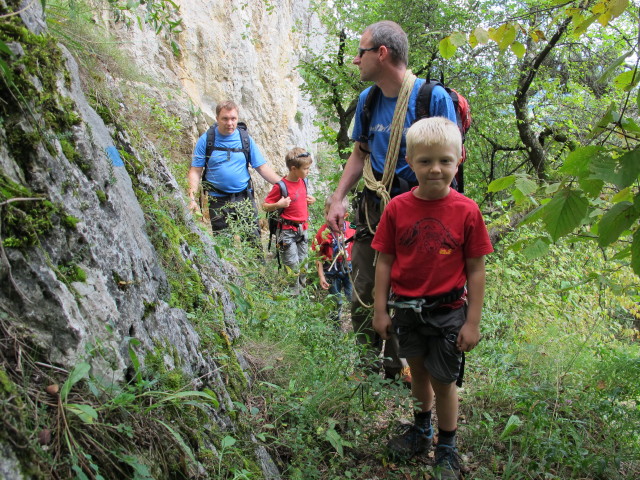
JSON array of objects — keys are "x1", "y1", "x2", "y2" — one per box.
[
  {"x1": 350, "y1": 235, "x2": 402, "y2": 377},
  {"x1": 208, "y1": 190, "x2": 261, "y2": 246},
  {"x1": 325, "y1": 270, "x2": 353, "y2": 326},
  {"x1": 278, "y1": 228, "x2": 308, "y2": 289}
]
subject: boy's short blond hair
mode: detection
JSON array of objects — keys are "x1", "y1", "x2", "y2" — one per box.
[
  {"x1": 285, "y1": 147, "x2": 313, "y2": 169},
  {"x1": 324, "y1": 196, "x2": 349, "y2": 210},
  {"x1": 406, "y1": 117, "x2": 462, "y2": 160}
]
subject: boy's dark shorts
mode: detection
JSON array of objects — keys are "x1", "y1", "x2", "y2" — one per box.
[{"x1": 392, "y1": 306, "x2": 466, "y2": 385}]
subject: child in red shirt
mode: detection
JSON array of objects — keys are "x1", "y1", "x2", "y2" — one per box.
[
  {"x1": 372, "y1": 117, "x2": 493, "y2": 478},
  {"x1": 262, "y1": 148, "x2": 315, "y2": 292},
  {"x1": 312, "y1": 198, "x2": 356, "y2": 326}
]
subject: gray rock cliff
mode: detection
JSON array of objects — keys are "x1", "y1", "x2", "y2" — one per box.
[{"x1": 0, "y1": 0, "x2": 324, "y2": 477}]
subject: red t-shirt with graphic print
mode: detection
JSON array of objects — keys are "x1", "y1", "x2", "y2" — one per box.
[
  {"x1": 371, "y1": 188, "x2": 493, "y2": 298},
  {"x1": 264, "y1": 177, "x2": 309, "y2": 230}
]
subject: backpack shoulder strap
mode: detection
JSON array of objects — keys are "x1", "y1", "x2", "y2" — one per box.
[
  {"x1": 236, "y1": 122, "x2": 251, "y2": 167},
  {"x1": 276, "y1": 180, "x2": 287, "y2": 198},
  {"x1": 205, "y1": 123, "x2": 252, "y2": 166},
  {"x1": 415, "y1": 80, "x2": 444, "y2": 120},
  {"x1": 204, "y1": 125, "x2": 217, "y2": 177},
  {"x1": 358, "y1": 85, "x2": 381, "y2": 145},
  {"x1": 275, "y1": 180, "x2": 287, "y2": 217}
]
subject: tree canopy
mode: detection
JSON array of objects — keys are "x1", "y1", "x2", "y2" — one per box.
[{"x1": 298, "y1": 0, "x2": 639, "y2": 285}]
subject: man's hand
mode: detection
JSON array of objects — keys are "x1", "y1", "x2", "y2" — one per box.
[
  {"x1": 326, "y1": 195, "x2": 346, "y2": 232},
  {"x1": 188, "y1": 199, "x2": 200, "y2": 214},
  {"x1": 373, "y1": 310, "x2": 393, "y2": 340},
  {"x1": 319, "y1": 276, "x2": 330, "y2": 290},
  {"x1": 306, "y1": 195, "x2": 316, "y2": 205},
  {"x1": 457, "y1": 322, "x2": 481, "y2": 352}
]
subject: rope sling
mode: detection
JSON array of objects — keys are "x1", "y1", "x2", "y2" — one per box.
[
  {"x1": 352, "y1": 71, "x2": 417, "y2": 308},
  {"x1": 361, "y1": 70, "x2": 417, "y2": 235}
]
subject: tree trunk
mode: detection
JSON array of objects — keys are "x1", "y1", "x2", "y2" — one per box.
[{"x1": 513, "y1": 17, "x2": 571, "y2": 180}]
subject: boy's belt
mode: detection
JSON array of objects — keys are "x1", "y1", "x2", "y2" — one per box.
[{"x1": 388, "y1": 287, "x2": 465, "y2": 312}]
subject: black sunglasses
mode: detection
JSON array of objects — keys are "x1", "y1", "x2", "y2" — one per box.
[
  {"x1": 295, "y1": 152, "x2": 311, "y2": 158},
  {"x1": 357, "y1": 46, "x2": 380, "y2": 57}
]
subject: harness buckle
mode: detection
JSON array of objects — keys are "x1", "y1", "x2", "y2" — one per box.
[{"x1": 387, "y1": 298, "x2": 425, "y2": 313}]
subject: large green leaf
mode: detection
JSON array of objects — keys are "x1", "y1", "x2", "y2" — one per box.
[
  {"x1": 578, "y1": 177, "x2": 605, "y2": 198},
  {"x1": 439, "y1": 36, "x2": 457, "y2": 59},
  {"x1": 596, "y1": 50, "x2": 634, "y2": 84},
  {"x1": 510, "y1": 41, "x2": 525, "y2": 58},
  {"x1": 542, "y1": 189, "x2": 589, "y2": 241},
  {"x1": 615, "y1": 148, "x2": 640, "y2": 188},
  {"x1": 613, "y1": 70, "x2": 640, "y2": 91},
  {"x1": 588, "y1": 155, "x2": 626, "y2": 186},
  {"x1": 498, "y1": 23, "x2": 517, "y2": 51},
  {"x1": 66, "y1": 404, "x2": 98, "y2": 424},
  {"x1": 573, "y1": 14, "x2": 598, "y2": 37},
  {"x1": 472, "y1": 27, "x2": 489, "y2": 44},
  {"x1": 597, "y1": 201, "x2": 639, "y2": 248},
  {"x1": 487, "y1": 175, "x2": 516, "y2": 193},
  {"x1": 500, "y1": 415, "x2": 522, "y2": 440},
  {"x1": 522, "y1": 237, "x2": 551, "y2": 260},
  {"x1": 515, "y1": 176, "x2": 537, "y2": 196},
  {"x1": 450, "y1": 31, "x2": 467, "y2": 47},
  {"x1": 519, "y1": 202, "x2": 547, "y2": 226},
  {"x1": 560, "y1": 145, "x2": 606, "y2": 176}
]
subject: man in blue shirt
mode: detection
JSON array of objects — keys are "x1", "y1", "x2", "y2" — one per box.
[
  {"x1": 188, "y1": 101, "x2": 280, "y2": 240},
  {"x1": 326, "y1": 21, "x2": 457, "y2": 383}
]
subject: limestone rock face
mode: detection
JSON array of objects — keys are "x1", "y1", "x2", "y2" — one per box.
[
  {"x1": 106, "y1": 0, "x2": 322, "y2": 197},
  {"x1": 0, "y1": 0, "x2": 324, "y2": 477}
]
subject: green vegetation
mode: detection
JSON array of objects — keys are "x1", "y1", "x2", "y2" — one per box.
[
  {"x1": 0, "y1": 0, "x2": 638, "y2": 478},
  {"x1": 220, "y1": 211, "x2": 640, "y2": 479},
  {"x1": 0, "y1": 313, "x2": 265, "y2": 479}
]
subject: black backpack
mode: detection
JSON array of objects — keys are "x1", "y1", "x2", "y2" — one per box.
[
  {"x1": 202, "y1": 122, "x2": 252, "y2": 195},
  {"x1": 266, "y1": 178, "x2": 309, "y2": 252},
  {"x1": 359, "y1": 80, "x2": 471, "y2": 193}
]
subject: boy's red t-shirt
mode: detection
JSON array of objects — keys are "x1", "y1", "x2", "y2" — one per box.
[
  {"x1": 264, "y1": 178, "x2": 309, "y2": 230},
  {"x1": 371, "y1": 188, "x2": 493, "y2": 298}
]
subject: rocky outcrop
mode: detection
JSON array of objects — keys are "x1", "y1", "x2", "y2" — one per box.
[
  {"x1": 0, "y1": 0, "x2": 323, "y2": 477},
  {"x1": 102, "y1": 0, "x2": 322, "y2": 198}
]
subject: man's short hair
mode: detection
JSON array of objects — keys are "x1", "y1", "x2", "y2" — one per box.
[
  {"x1": 285, "y1": 147, "x2": 313, "y2": 169},
  {"x1": 365, "y1": 21, "x2": 409, "y2": 66},
  {"x1": 216, "y1": 100, "x2": 239, "y2": 116},
  {"x1": 406, "y1": 117, "x2": 462, "y2": 159}
]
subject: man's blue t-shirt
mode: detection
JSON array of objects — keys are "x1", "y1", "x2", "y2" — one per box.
[
  {"x1": 191, "y1": 127, "x2": 266, "y2": 196},
  {"x1": 351, "y1": 79, "x2": 457, "y2": 183}
]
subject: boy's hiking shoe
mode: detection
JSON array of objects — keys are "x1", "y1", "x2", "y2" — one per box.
[
  {"x1": 386, "y1": 423, "x2": 433, "y2": 460},
  {"x1": 433, "y1": 444, "x2": 461, "y2": 479}
]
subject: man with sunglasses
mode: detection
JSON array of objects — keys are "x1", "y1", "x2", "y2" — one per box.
[{"x1": 325, "y1": 19, "x2": 458, "y2": 471}]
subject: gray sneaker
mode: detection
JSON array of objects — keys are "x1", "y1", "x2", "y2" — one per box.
[
  {"x1": 386, "y1": 424, "x2": 433, "y2": 460},
  {"x1": 433, "y1": 444, "x2": 461, "y2": 479}
]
